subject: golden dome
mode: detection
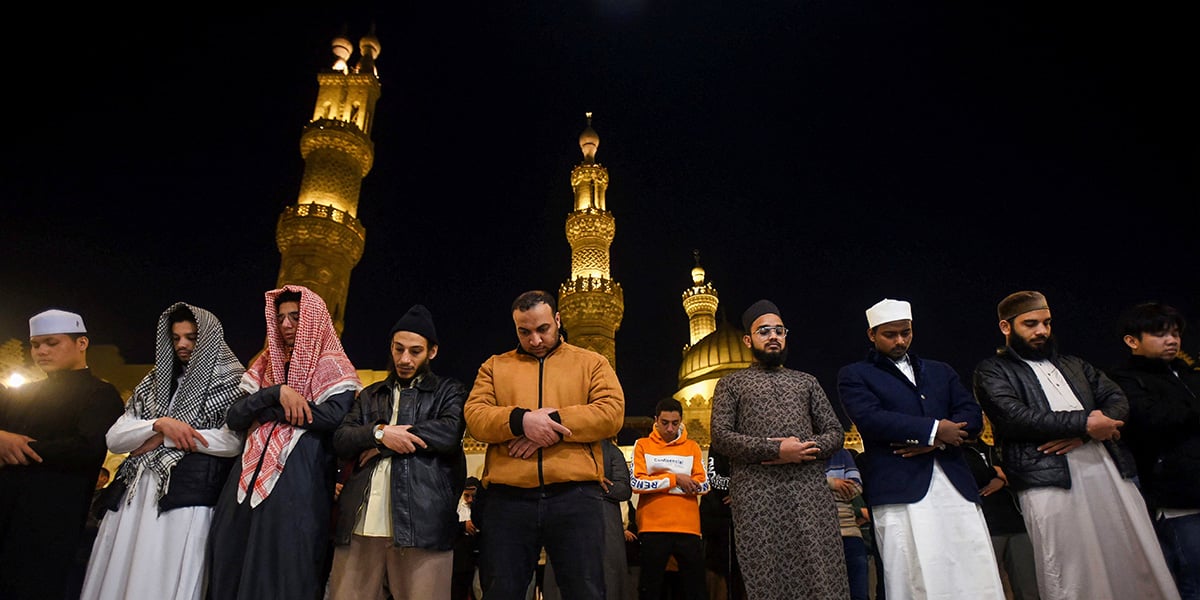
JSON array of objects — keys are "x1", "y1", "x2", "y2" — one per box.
[{"x1": 678, "y1": 319, "x2": 753, "y2": 388}]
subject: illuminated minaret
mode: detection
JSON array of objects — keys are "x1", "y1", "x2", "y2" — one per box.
[
  {"x1": 558, "y1": 113, "x2": 624, "y2": 368},
  {"x1": 275, "y1": 29, "x2": 382, "y2": 334},
  {"x1": 681, "y1": 250, "x2": 719, "y2": 348},
  {"x1": 674, "y1": 252, "x2": 728, "y2": 446}
]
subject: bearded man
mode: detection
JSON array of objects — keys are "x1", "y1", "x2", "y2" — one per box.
[
  {"x1": 463, "y1": 290, "x2": 625, "y2": 600},
  {"x1": 709, "y1": 299, "x2": 849, "y2": 600},
  {"x1": 327, "y1": 304, "x2": 468, "y2": 600},
  {"x1": 973, "y1": 290, "x2": 1179, "y2": 600},
  {"x1": 838, "y1": 298, "x2": 1004, "y2": 600}
]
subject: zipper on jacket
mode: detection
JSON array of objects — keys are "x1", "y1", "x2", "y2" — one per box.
[{"x1": 537, "y1": 356, "x2": 546, "y2": 490}]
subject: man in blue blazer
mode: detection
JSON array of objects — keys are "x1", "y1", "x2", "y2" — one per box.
[{"x1": 837, "y1": 298, "x2": 1004, "y2": 600}]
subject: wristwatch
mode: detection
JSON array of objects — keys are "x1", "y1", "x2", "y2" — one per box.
[{"x1": 374, "y1": 425, "x2": 386, "y2": 443}]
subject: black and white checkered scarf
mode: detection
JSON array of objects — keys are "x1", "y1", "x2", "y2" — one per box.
[{"x1": 114, "y1": 302, "x2": 246, "y2": 506}]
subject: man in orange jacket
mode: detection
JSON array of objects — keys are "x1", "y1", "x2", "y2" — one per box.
[{"x1": 464, "y1": 290, "x2": 625, "y2": 600}]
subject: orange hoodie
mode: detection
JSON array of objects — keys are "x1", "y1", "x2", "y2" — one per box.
[{"x1": 631, "y1": 425, "x2": 709, "y2": 535}]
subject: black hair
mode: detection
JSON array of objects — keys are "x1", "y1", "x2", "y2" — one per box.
[
  {"x1": 1117, "y1": 302, "x2": 1186, "y2": 339},
  {"x1": 275, "y1": 290, "x2": 302, "y2": 309},
  {"x1": 512, "y1": 290, "x2": 557, "y2": 313},
  {"x1": 655, "y1": 397, "x2": 684, "y2": 417},
  {"x1": 167, "y1": 305, "x2": 197, "y2": 327}
]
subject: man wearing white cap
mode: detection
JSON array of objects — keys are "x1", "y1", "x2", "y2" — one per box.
[
  {"x1": 0, "y1": 309, "x2": 124, "y2": 600},
  {"x1": 837, "y1": 298, "x2": 1005, "y2": 600}
]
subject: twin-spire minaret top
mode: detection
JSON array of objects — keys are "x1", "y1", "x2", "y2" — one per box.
[
  {"x1": 330, "y1": 26, "x2": 380, "y2": 77},
  {"x1": 275, "y1": 28, "x2": 382, "y2": 334}
]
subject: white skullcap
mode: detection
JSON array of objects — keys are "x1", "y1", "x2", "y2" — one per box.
[
  {"x1": 865, "y1": 299, "x2": 912, "y2": 328},
  {"x1": 29, "y1": 309, "x2": 87, "y2": 337}
]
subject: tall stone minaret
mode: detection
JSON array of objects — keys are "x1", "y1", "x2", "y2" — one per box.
[
  {"x1": 275, "y1": 28, "x2": 382, "y2": 334},
  {"x1": 681, "y1": 250, "x2": 719, "y2": 348},
  {"x1": 558, "y1": 113, "x2": 624, "y2": 368}
]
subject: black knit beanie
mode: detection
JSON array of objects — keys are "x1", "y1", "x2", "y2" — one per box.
[{"x1": 389, "y1": 304, "x2": 438, "y2": 345}]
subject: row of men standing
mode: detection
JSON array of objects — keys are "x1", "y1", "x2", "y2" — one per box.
[
  {"x1": 707, "y1": 293, "x2": 1197, "y2": 600},
  {"x1": 0, "y1": 286, "x2": 367, "y2": 600},
  {"x1": 0, "y1": 286, "x2": 625, "y2": 600},
  {"x1": 1, "y1": 285, "x2": 1197, "y2": 600}
]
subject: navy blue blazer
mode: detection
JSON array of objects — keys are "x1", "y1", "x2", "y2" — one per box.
[{"x1": 837, "y1": 350, "x2": 983, "y2": 507}]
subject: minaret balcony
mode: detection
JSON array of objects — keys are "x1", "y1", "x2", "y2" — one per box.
[
  {"x1": 306, "y1": 117, "x2": 366, "y2": 136},
  {"x1": 560, "y1": 276, "x2": 624, "y2": 297},
  {"x1": 300, "y1": 120, "x2": 375, "y2": 174},
  {"x1": 276, "y1": 203, "x2": 366, "y2": 261}
]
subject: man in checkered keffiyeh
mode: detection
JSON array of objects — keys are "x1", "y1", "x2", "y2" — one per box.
[
  {"x1": 207, "y1": 285, "x2": 361, "y2": 600},
  {"x1": 80, "y1": 302, "x2": 246, "y2": 600}
]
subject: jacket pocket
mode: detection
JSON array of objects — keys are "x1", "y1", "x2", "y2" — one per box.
[{"x1": 159, "y1": 453, "x2": 237, "y2": 511}]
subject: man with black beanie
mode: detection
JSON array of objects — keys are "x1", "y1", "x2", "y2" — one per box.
[{"x1": 328, "y1": 304, "x2": 468, "y2": 600}]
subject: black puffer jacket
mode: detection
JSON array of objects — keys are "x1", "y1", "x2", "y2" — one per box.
[
  {"x1": 972, "y1": 347, "x2": 1136, "y2": 491},
  {"x1": 332, "y1": 372, "x2": 467, "y2": 550},
  {"x1": 1106, "y1": 355, "x2": 1200, "y2": 511}
]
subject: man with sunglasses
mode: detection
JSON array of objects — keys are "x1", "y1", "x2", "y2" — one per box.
[
  {"x1": 710, "y1": 299, "x2": 849, "y2": 600},
  {"x1": 837, "y1": 298, "x2": 1005, "y2": 599}
]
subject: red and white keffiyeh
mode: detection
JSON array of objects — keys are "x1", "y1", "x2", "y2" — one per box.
[{"x1": 236, "y1": 285, "x2": 361, "y2": 507}]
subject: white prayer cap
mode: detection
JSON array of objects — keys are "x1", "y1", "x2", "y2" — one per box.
[
  {"x1": 865, "y1": 299, "x2": 912, "y2": 328},
  {"x1": 29, "y1": 309, "x2": 87, "y2": 337}
]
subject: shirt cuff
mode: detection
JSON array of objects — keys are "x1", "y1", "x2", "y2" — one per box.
[{"x1": 509, "y1": 408, "x2": 530, "y2": 436}]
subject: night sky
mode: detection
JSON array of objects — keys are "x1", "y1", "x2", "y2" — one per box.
[{"x1": 3, "y1": 3, "x2": 1196, "y2": 420}]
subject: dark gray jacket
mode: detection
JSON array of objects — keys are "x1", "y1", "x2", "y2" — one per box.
[
  {"x1": 972, "y1": 347, "x2": 1136, "y2": 491},
  {"x1": 332, "y1": 372, "x2": 467, "y2": 550}
]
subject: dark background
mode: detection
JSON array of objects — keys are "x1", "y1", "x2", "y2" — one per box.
[{"x1": 2, "y1": 2, "x2": 1196, "y2": 420}]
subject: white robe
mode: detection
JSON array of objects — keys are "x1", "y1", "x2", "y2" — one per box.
[
  {"x1": 1017, "y1": 360, "x2": 1180, "y2": 600},
  {"x1": 80, "y1": 412, "x2": 242, "y2": 600},
  {"x1": 874, "y1": 460, "x2": 1006, "y2": 600}
]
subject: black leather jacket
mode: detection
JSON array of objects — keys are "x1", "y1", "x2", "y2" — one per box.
[
  {"x1": 972, "y1": 347, "x2": 1136, "y2": 491},
  {"x1": 332, "y1": 371, "x2": 467, "y2": 550}
]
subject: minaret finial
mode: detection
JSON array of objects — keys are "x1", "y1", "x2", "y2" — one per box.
[
  {"x1": 690, "y1": 250, "x2": 707, "y2": 286},
  {"x1": 331, "y1": 32, "x2": 352, "y2": 73},
  {"x1": 682, "y1": 250, "x2": 718, "y2": 345},
  {"x1": 356, "y1": 24, "x2": 381, "y2": 76},
  {"x1": 579, "y1": 112, "x2": 599, "y2": 164}
]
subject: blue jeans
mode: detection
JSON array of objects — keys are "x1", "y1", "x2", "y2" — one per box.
[
  {"x1": 843, "y1": 536, "x2": 869, "y2": 600},
  {"x1": 477, "y1": 482, "x2": 606, "y2": 600},
  {"x1": 1157, "y1": 512, "x2": 1200, "y2": 600}
]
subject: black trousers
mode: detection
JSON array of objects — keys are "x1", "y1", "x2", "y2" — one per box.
[{"x1": 638, "y1": 532, "x2": 706, "y2": 600}]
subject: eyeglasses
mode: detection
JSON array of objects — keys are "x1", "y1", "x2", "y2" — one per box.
[
  {"x1": 275, "y1": 311, "x2": 300, "y2": 325},
  {"x1": 754, "y1": 325, "x2": 788, "y2": 338}
]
